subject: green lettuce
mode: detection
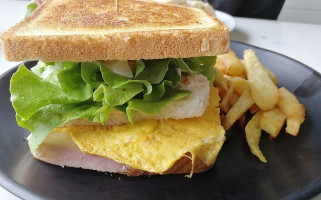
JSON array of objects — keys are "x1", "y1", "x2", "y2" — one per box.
[
  {"x1": 25, "y1": 3, "x2": 38, "y2": 17},
  {"x1": 17, "y1": 103, "x2": 102, "y2": 152},
  {"x1": 10, "y1": 57, "x2": 216, "y2": 152}
]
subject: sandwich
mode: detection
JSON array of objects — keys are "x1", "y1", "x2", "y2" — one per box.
[{"x1": 0, "y1": 0, "x2": 229, "y2": 176}]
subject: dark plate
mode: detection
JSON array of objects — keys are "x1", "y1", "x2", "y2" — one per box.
[{"x1": 1, "y1": 41, "x2": 321, "y2": 200}]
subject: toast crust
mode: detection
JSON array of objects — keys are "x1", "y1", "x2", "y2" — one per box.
[{"x1": 1, "y1": 0, "x2": 229, "y2": 62}]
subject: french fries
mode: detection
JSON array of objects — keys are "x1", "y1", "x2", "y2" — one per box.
[
  {"x1": 245, "y1": 112, "x2": 267, "y2": 163},
  {"x1": 264, "y1": 67, "x2": 278, "y2": 85},
  {"x1": 238, "y1": 114, "x2": 246, "y2": 130},
  {"x1": 220, "y1": 84, "x2": 234, "y2": 113},
  {"x1": 222, "y1": 51, "x2": 245, "y2": 77},
  {"x1": 229, "y1": 77, "x2": 249, "y2": 95},
  {"x1": 214, "y1": 70, "x2": 228, "y2": 91},
  {"x1": 244, "y1": 50, "x2": 279, "y2": 111},
  {"x1": 229, "y1": 92, "x2": 239, "y2": 105},
  {"x1": 260, "y1": 108, "x2": 286, "y2": 138},
  {"x1": 277, "y1": 87, "x2": 306, "y2": 136},
  {"x1": 286, "y1": 116, "x2": 303, "y2": 136},
  {"x1": 250, "y1": 104, "x2": 261, "y2": 114},
  {"x1": 222, "y1": 90, "x2": 254, "y2": 130},
  {"x1": 213, "y1": 49, "x2": 306, "y2": 163},
  {"x1": 215, "y1": 55, "x2": 229, "y2": 75},
  {"x1": 216, "y1": 51, "x2": 245, "y2": 76}
]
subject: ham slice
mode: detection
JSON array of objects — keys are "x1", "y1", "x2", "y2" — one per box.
[
  {"x1": 33, "y1": 131, "x2": 213, "y2": 176},
  {"x1": 34, "y1": 131, "x2": 132, "y2": 174}
]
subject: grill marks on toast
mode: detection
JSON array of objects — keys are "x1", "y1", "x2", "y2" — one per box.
[
  {"x1": 16, "y1": 0, "x2": 212, "y2": 34},
  {"x1": 0, "y1": 0, "x2": 229, "y2": 61}
]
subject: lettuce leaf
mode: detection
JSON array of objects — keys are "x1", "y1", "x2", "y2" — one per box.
[
  {"x1": 100, "y1": 63, "x2": 152, "y2": 94},
  {"x1": 135, "y1": 59, "x2": 170, "y2": 84},
  {"x1": 10, "y1": 56, "x2": 216, "y2": 152},
  {"x1": 17, "y1": 103, "x2": 102, "y2": 152},
  {"x1": 143, "y1": 80, "x2": 171, "y2": 102},
  {"x1": 58, "y1": 63, "x2": 93, "y2": 101},
  {"x1": 182, "y1": 56, "x2": 217, "y2": 82},
  {"x1": 25, "y1": 3, "x2": 38, "y2": 17},
  {"x1": 81, "y1": 62, "x2": 104, "y2": 89},
  {"x1": 10, "y1": 65, "x2": 71, "y2": 121}
]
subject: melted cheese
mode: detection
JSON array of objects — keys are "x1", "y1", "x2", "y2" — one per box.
[{"x1": 55, "y1": 87, "x2": 225, "y2": 174}]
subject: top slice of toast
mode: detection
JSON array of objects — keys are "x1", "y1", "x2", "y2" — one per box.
[{"x1": 0, "y1": 0, "x2": 229, "y2": 62}]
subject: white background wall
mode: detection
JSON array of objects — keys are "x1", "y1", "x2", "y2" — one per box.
[{"x1": 278, "y1": 0, "x2": 321, "y2": 24}]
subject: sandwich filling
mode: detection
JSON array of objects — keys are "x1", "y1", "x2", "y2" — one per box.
[
  {"x1": 10, "y1": 57, "x2": 216, "y2": 152},
  {"x1": 35, "y1": 87, "x2": 225, "y2": 176}
]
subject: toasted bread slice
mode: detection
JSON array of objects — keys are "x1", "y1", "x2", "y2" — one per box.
[{"x1": 0, "y1": 0, "x2": 229, "y2": 62}]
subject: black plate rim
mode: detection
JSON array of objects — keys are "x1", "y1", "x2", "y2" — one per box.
[
  {"x1": 0, "y1": 41, "x2": 321, "y2": 200},
  {"x1": 0, "y1": 171, "x2": 43, "y2": 200}
]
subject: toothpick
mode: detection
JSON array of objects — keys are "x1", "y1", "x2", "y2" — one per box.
[{"x1": 115, "y1": 0, "x2": 119, "y2": 12}]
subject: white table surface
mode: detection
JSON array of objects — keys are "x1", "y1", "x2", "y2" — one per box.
[{"x1": 1, "y1": 1, "x2": 321, "y2": 199}]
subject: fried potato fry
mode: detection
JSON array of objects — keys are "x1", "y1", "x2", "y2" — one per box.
[
  {"x1": 217, "y1": 87, "x2": 227, "y2": 101},
  {"x1": 229, "y1": 92, "x2": 239, "y2": 105},
  {"x1": 241, "y1": 59, "x2": 247, "y2": 78},
  {"x1": 225, "y1": 51, "x2": 245, "y2": 77},
  {"x1": 238, "y1": 114, "x2": 246, "y2": 131},
  {"x1": 260, "y1": 108, "x2": 286, "y2": 138},
  {"x1": 214, "y1": 69, "x2": 229, "y2": 91},
  {"x1": 286, "y1": 116, "x2": 303, "y2": 136},
  {"x1": 250, "y1": 104, "x2": 261, "y2": 114},
  {"x1": 220, "y1": 84, "x2": 234, "y2": 113},
  {"x1": 263, "y1": 67, "x2": 278, "y2": 85},
  {"x1": 216, "y1": 51, "x2": 245, "y2": 77},
  {"x1": 277, "y1": 87, "x2": 306, "y2": 136},
  {"x1": 223, "y1": 90, "x2": 254, "y2": 130},
  {"x1": 215, "y1": 48, "x2": 305, "y2": 163},
  {"x1": 244, "y1": 50, "x2": 279, "y2": 111},
  {"x1": 230, "y1": 76, "x2": 249, "y2": 95},
  {"x1": 215, "y1": 56, "x2": 229, "y2": 75},
  {"x1": 245, "y1": 112, "x2": 267, "y2": 163}
]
